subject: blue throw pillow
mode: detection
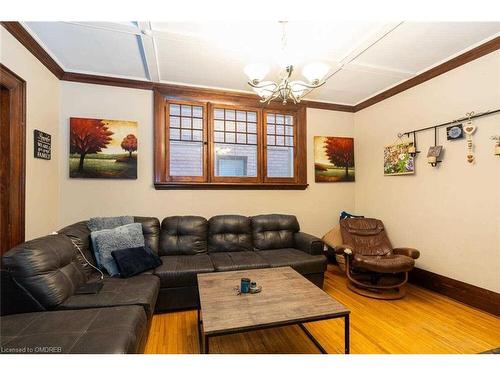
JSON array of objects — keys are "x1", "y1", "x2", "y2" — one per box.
[
  {"x1": 339, "y1": 211, "x2": 364, "y2": 221},
  {"x1": 87, "y1": 216, "x2": 134, "y2": 267},
  {"x1": 90, "y1": 223, "x2": 145, "y2": 277}
]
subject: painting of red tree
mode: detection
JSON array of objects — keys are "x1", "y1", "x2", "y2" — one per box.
[
  {"x1": 70, "y1": 117, "x2": 138, "y2": 179},
  {"x1": 70, "y1": 118, "x2": 113, "y2": 171},
  {"x1": 314, "y1": 136, "x2": 355, "y2": 182},
  {"x1": 121, "y1": 134, "x2": 138, "y2": 158}
]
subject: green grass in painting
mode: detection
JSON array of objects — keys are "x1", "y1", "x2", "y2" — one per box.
[
  {"x1": 315, "y1": 164, "x2": 355, "y2": 182},
  {"x1": 69, "y1": 153, "x2": 137, "y2": 179}
]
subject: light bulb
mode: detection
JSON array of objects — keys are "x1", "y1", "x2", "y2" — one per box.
[
  {"x1": 302, "y1": 62, "x2": 329, "y2": 84},
  {"x1": 244, "y1": 64, "x2": 269, "y2": 82}
]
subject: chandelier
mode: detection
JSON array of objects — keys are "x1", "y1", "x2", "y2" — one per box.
[{"x1": 244, "y1": 22, "x2": 329, "y2": 105}]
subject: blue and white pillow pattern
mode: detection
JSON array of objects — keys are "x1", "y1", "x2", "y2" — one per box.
[{"x1": 88, "y1": 216, "x2": 144, "y2": 277}]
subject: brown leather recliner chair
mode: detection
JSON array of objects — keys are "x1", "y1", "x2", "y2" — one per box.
[{"x1": 334, "y1": 218, "x2": 419, "y2": 300}]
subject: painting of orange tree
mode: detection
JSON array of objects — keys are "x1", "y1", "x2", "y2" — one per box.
[
  {"x1": 314, "y1": 136, "x2": 355, "y2": 182},
  {"x1": 69, "y1": 117, "x2": 137, "y2": 179}
]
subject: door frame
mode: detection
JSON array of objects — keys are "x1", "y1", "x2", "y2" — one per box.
[{"x1": 0, "y1": 63, "x2": 26, "y2": 255}]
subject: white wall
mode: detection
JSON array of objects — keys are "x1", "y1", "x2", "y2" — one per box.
[
  {"x1": 59, "y1": 81, "x2": 355, "y2": 237},
  {"x1": 354, "y1": 51, "x2": 500, "y2": 292},
  {"x1": 0, "y1": 25, "x2": 61, "y2": 240}
]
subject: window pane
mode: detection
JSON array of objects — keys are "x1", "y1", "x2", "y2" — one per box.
[
  {"x1": 170, "y1": 128, "x2": 180, "y2": 140},
  {"x1": 192, "y1": 118, "x2": 203, "y2": 129},
  {"x1": 214, "y1": 120, "x2": 224, "y2": 131},
  {"x1": 225, "y1": 121, "x2": 235, "y2": 132},
  {"x1": 276, "y1": 136, "x2": 285, "y2": 146},
  {"x1": 170, "y1": 141, "x2": 203, "y2": 176},
  {"x1": 192, "y1": 130, "x2": 203, "y2": 141},
  {"x1": 276, "y1": 115, "x2": 284, "y2": 124},
  {"x1": 267, "y1": 124, "x2": 275, "y2": 134},
  {"x1": 214, "y1": 109, "x2": 225, "y2": 119},
  {"x1": 247, "y1": 112, "x2": 257, "y2": 122},
  {"x1": 285, "y1": 115, "x2": 293, "y2": 125},
  {"x1": 193, "y1": 106, "x2": 203, "y2": 118},
  {"x1": 181, "y1": 117, "x2": 191, "y2": 128},
  {"x1": 285, "y1": 136, "x2": 294, "y2": 146},
  {"x1": 226, "y1": 132, "x2": 236, "y2": 143},
  {"x1": 276, "y1": 125, "x2": 284, "y2": 135},
  {"x1": 214, "y1": 144, "x2": 257, "y2": 177},
  {"x1": 181, "y1": 105, "x2": 192, "y2": 117},
  {"x1": 267, "y1": 113, "x2": 275, "y2": 123},
  {"x1": 214, "y1": 131, "x2": 224, "y2": 142},
  {"x1": 285, "y1": 126, "x2": 293, "y2": 136},
  {"x1": 267, "y1": 135, "x2": 275, "y2": 145},
  {"x1": 237, "y1": 122, "x2": 246, "y2": 133},
  {"x1": 181, "y1": 129, "x2": 191, "y2": 140},
  {"x1": 248, "y1": 134, "x2": 257, "y2": 144},
  {"x1": 236, "y1": 111, "x2": 246, "y2": 121},
  {"x1": 237, "y1": 133, "x2": 246, "y2": 144},
  {"x1": 170, "y1": 104, "x2": 180, "y2": 116},
  {"x1": 225, "y1": 110, "x2": 235, "y2": 120},
  {"x1": 247, "y1": 123, "x2": 257, "y2": 133},
  {"x1": 170, "y1": 116, "x2": 180, "y2": 128},
  {"x1": 267, "y1": 146, "x2": 294, "y2": 177}
]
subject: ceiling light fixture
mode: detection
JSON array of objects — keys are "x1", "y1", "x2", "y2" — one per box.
[{"x1": 245, "y1": 21, "x2": 329, "y2": 105}]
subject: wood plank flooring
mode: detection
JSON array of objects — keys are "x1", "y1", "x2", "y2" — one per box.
[{"x1": 144, "y1": 265, "x2": 500, "y2": 354}]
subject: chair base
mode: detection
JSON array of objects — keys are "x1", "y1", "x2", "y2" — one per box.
[{"x1": 347, "y1": 280, "x2": 406, "y2": 300}]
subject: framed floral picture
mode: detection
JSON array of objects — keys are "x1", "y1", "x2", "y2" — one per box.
[{"x1": 384, "y1": 142, "x2": 415, "y2": 176}]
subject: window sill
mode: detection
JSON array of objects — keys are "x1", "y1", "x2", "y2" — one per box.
[{"x1": 154, "y1": 182, "x2": 309, "y2": 190}]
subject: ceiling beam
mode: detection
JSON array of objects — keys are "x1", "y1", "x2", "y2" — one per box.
[{"x1": 137, "y1": 22, "x2": 160, "y2": 82}]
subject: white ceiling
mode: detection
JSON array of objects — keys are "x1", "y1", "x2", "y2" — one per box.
[{"x1": 24, "y1": 21, "x2": 500, "y2": 105}]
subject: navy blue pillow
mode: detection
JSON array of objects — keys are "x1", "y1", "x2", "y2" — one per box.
[
  {"x1": 111, "y1": 246, "x2": 162, "y2": 278},
  {"x1": 339, "y1": 211, "x2": 364, "y2": 221}
]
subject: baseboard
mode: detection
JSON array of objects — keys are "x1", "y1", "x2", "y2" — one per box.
[{"x1": 409, "y1": 268, "x2": 500, "y2": 317}]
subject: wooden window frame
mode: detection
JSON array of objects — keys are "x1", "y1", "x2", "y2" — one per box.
[{"x1": 154, "y1": 88, "x2": 307, "y2": 190}]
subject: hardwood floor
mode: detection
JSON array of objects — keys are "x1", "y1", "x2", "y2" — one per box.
[{"x1": 144, "y1": 265, "x2": 500, "y2": 354}]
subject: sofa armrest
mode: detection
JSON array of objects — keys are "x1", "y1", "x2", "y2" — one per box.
[
  {"x1": 294, "y1": 232, "x2": 324, "y2": 255},
  {"x1": 333, "y1": 244, "x2": 354, "y2": 256},
  {"x1": 393, "y1": 247, "x2": 420, "y2": 259}
]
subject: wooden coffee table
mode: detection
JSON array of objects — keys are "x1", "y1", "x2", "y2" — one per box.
[{"x1": 197, "y1": 267, "x2": 350, "y2": 354}]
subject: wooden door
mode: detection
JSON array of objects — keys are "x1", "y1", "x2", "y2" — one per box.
[{"x1": 0, "y1": 64, "x2": 26, "y2": 256}]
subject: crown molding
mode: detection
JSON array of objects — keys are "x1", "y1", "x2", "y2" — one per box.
[{"x1": 2, "y1": 22, "x2": 499, "y2": 113}]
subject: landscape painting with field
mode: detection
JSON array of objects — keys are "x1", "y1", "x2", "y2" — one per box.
[
  {"x1": 314, "y1": 136, "x2": 355, "y2": 182},
  {"x1": 69, "y1": 117, "x2": 138, "y2": 179}
]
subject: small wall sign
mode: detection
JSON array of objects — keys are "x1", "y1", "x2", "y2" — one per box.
[
  {"x1": 446, "y1": 124, "x2": 464, "y2": 140},
  {"x1": 34, "y1": 130, "x2": 51, "y2": 160}
]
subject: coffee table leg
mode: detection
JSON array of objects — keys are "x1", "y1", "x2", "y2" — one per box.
[{"x1": 344, "y1": 314, "x2": 350, "y2": 354}]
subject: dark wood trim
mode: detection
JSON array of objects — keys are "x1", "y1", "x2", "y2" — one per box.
[
  {"x1": 302, "y1": 100, "x2": 355, "y2": 113},
  {"x1": 409, "y1": 267, "x2": 500, "y2": 317},
  {"x1": 154, "y1": 182, "x2": 308, "y2": 190},
  {"x1": 0, "y1": 63, "x2": 26, "y2": 256},
  {"x1": 1, "y1": 22, "x2": 64, "y2": 79},
  {"x1": 355, "y1": 36, "x2": 500, "y2": 111},
  {"x1": 62, "y1": 71, "x2": 153, "y2": 90}
]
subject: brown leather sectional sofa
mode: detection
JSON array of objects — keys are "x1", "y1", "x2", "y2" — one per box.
[{"x1": 0, "y1": 214, "x2": 326, "y2": 354}]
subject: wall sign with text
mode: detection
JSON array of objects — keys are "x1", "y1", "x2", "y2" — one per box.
[{"x1": 34, "y1": 129, "x2": 51, "y2": 160}]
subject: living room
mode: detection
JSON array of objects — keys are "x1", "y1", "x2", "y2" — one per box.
[{"x1": 1, "y1": 0, "x2": 499, "y2": 372}]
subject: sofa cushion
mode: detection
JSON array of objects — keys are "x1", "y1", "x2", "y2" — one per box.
[
  {"x1": 154, "y1": 254, "x2": 214, "y2": 288},
  {"x1": 352, "y1": 254, "x2": 415, "y2": 273},
  {"x1": 159, "y1": 216, "x2": 208, "y2": 256},
  {"x1": 134, "y1": 216, "x2": 161, "y2": 254},
  {"x1": 257, "y1": 248, "x2": 327, "y2": 275},
  {"x1": 252, "y1": 214, "x2": 300, "y2": 250},
  {"x1": 2, "y1": 234, "x2": 86, "y2": 310},
  {"x1": 57, "y1": 221, "x2": 97, "y2": 278},
  {"x1": 90, "y1": 223, "x2": 145, "y2": 276},
  {"x1": 209, "y1": 252, "x2": 270, "y2": 272},
  {"x1": 208, "y1": 215, "x2": 253, "y2": 252},
  {"x1": 0, "y1": 306, "x2": 147, "y2": 354},
  {"x1": 88, "y1": 216, "x2": 134, "y2": 231},
  {"x1": 57, "y1": 274, "x2": 159, "y2": 317}
]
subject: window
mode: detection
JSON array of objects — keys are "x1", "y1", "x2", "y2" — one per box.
[{"x1": 154, "y1": 89, "x2": 306, "y2": 189}]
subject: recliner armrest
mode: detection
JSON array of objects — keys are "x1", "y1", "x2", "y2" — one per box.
[
  {"x1": 333, "y1": 245, "x2": 354, "y2": 256},
  {"x1": 393, "y1": 247, "x2": 420, "y2": 259},
  {"x1": 294, "y1": 232, "x2": 323, "y2": 255}
]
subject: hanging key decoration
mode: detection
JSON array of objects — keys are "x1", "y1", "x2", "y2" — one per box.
[{"x1": 463, "y1": 112, "x2": 477, "y2": 164}]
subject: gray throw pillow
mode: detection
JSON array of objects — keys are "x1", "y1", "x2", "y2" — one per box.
[
  {"x1": 88, "y1": 216, "x2": 134, "y2": 267},
  {"x1": 88, "y1": 216, "x2": 134, "y2": 231},
  {"x1": 90, "y1": 223, "x2": 145, "y2": 277}
]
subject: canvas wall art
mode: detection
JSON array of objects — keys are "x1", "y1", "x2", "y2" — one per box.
[
  {"x1": 70, "y1": 117, "x2": 138, "y2": 179},
  {"x1": 384, "y1": 142, "x2": 415, "y2": 176},
  {"x1": 314, "y1": 136, "x2": 355, "y2": 182}
]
